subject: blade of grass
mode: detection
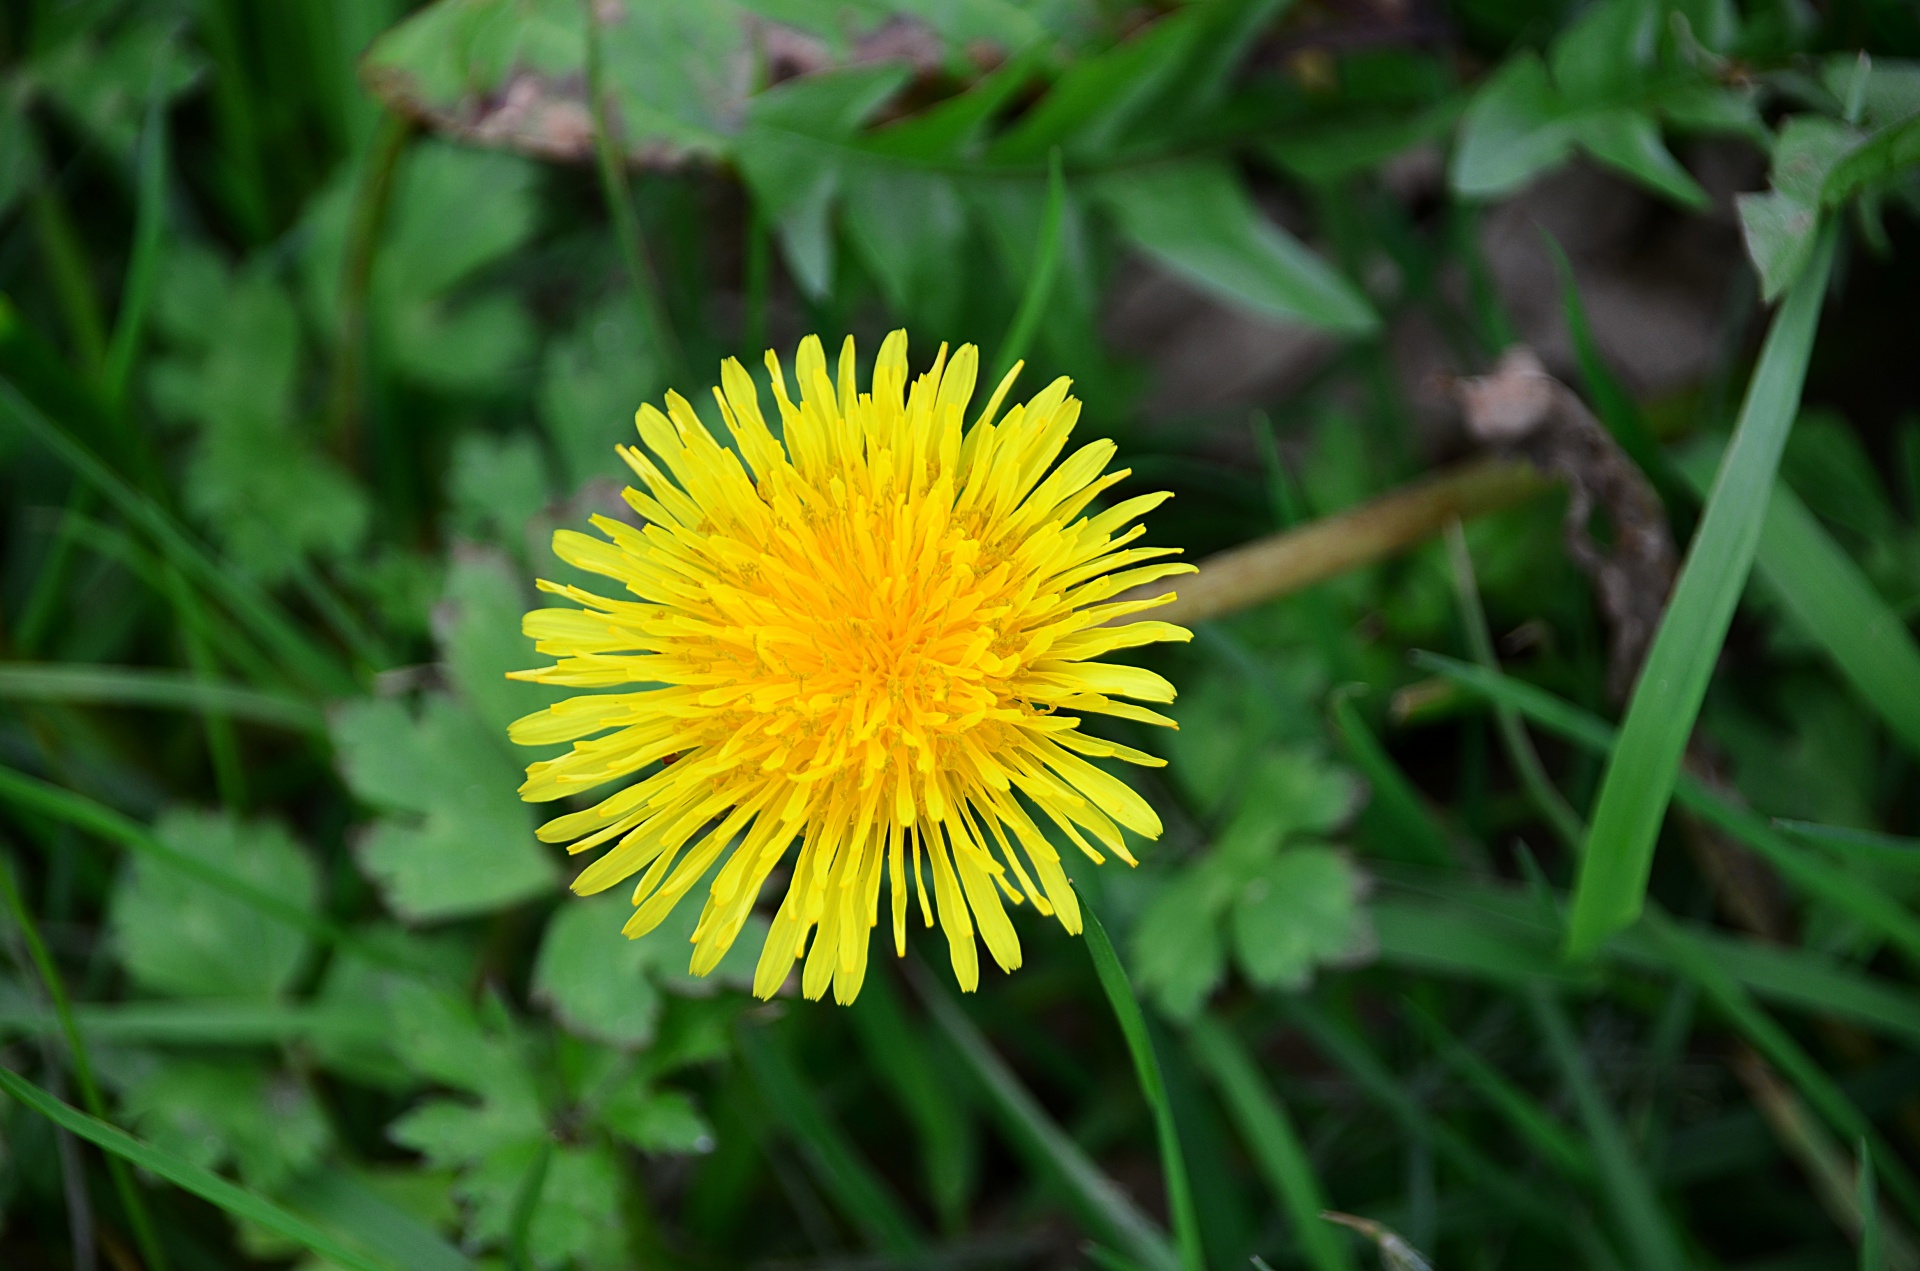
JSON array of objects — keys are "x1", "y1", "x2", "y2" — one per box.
[
  {"x1": 1, "y1": 853, "x2": 169, "y2": 1271},
  {"x1": 1284, "y1": 999, "x2": 1567, "y2": 1234},
  {"x1": 1672, "y1": 446, "x2": 1920, "y2": 760},
  {"x1": 0, "y1": 663, "x2": 323, "y2": 731},
  {"x1": 1444, "y1": 521, "x2": 1583, "y2": 851},
  {"x1": 0, "y1": 764, "x2": 418, "y2": 973},
  {"x1": 1541, "y1": 231, "x2": 1685, "y2": 508},
  {"x1": 1525, "y1": 983, "x2": 1687, "y2": 1271},
  {"x1": 991, "y1": 148, "x2": 1066, "y2": 388},
  {"x1": 907, "y1": 958, "x2": 1178, "y2": 1271},
  {"x1": 1403, "y1": 999, "x2": 1595, "y2": 1185},
  {"x1": 505, "y1": 1137, "x2": 552, "y2": 1271},
  {"x1": 0, "y1": 379, "x2": 353, "y2": 697},
  {"x1": 1730, "y1": 1050, "x2": 1918, "y2": 1271},
  {"x1": 1566, "y1": 225, "x2": 1836, "y2": 959},
  {"x1": 848, "y1": 970, "x2": 975, "y2": 1232},
  {"x1": 101, "y1": 74, "x2": 169, "y2": 414},
  {"x1": 0, "y1": 1065, "x2": 396, "y2": 1271},
  {"x1": 1864, "y1": 1141, "x2": 1887, "y2": 1271},
  {"x1": 1413, "y1": 652, "x2": 1920, "y2": 970},
  {"x1": 584, "y1": 0, "x2": 687, "y2": 388},
  {"x1": 325, "y1": 111, "x2": 411, "y2": 463},
  {"x1": 1777, "y1": 822, "x2": 1920, "y2": 872},
  {"x1": 1187, "y1": 1014, "x2": 1358, "y2": 1271},
  {"x1": 1647, "y1": 912, "x2": 1920, "y2": 1227},
  {"x1": 0, "y1": 999, "x2": 381, "y2": 1046},
  {"x1": 735, "y1": 1020, "x2": 925, "y2": 1256},
  {"x1": 1083, "y1": 906, "x2": 1204, "y2": 1271}
]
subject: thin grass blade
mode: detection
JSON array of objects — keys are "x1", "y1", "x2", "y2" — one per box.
[
  {"x1": 1187, "y1": 1014, "x2": 1358, "y2": 1271},
  {"x1": 1566, "y1": 225, "x2": 1836, "y2": 958},
  {"x1": 992, "y1": 147, "x2": 1066, "y2": 387},
  {"x1": 736, "y1": 1020, "x2": 925, "y2": 1255},
  {"x1": 908, "y1": 959, "x2": 1178, "y2": 1271},
  {"x1": 0, "y1": 1065, "x2": 397, "y2": 1271},
  {"x1": 1083, "y1": 907, "x2": 1204, "y2": 1271},
  {"x1": 0, "y1": 663, "x2": 323, "y2": 731},
  {"x1": 1526, "y1": 983, "x2": 1687, "y2": 1271}
]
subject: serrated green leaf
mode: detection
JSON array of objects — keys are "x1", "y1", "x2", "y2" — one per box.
[
  {"x1": 436, "y1": 549, "x2": 564, "y2": 741},
  {"x1": 1131, "y1": 869, "x2": 1231, "y2": 1021},
  {"x1": 333, "y1": 695, "x2": 555, "y2": 923},
  {"x1": 538, "y1": 293, "x2": 661, "y2": 492},
  {"x1": 118, "y1": 1059, "x2": 330, "y2": 1195},
  {"x1": 1230, "y1": 847, "x2": 1374, "y2": 992},
  {"x1": 600, "y1": 1083, "x2": 714, "y2": 1154},
  {"x1": 1098, "y1": 160, "x2": 1377, "y2": 334},
  {"x1": 148, "y1": 252, "x2": 368, "y2": 580},
  {"x1": 1450, "y1": 53, "x2": 1575, "y2": 198},
  {"x1": 109, "y1": 808, "x2": 319, "y2": 1000}
]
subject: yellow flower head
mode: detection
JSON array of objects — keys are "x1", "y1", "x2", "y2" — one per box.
[{"x1": 509, "y1": 332, "x2": 1192, "y2": 1004}]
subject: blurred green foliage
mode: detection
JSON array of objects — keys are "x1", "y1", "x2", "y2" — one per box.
[{"x1": 1, "y1": 0, "x2": 1919, "y2": 1269}]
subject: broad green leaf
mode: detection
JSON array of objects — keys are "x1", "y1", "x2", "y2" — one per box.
[
  {"x1": 735, "y1": 65, "x2": 913, "y2": 298},
  {"x1": 1098, "y1": 160, "x2": 1377, "y2": 334},
  {"x1": 1739, "y1": 118, "x2": 1859, "y2": 299},
  {"x1": 448, "y1": 433, "x2": 551, "y2": 550},
  {"x1": 109, "y1": 808, "x2": 319, "y2": 1000},
  {"x1": 1565, "y1": 225, "x2": 1834, "y2": 959},
  {"x1": 1131, "y1": 869, "x2": 1232, "y2": 1020},
  {"x1": 1576, "y1": 107, "x2": 1708, "y2": 207},
  {"x1": 600, "y1": 1084, "x2": 714, "y2": 1154},
  {"x1": 1230, "y1": 847, "x2": 1374, "y2": 992},
  {"x1": 436, "y1": 549, "x2": 564, "y2": 742},
  {"x1": 538, "y1": 293, "x2": 661, "y2": 491},
  {"x1": 1549, "y1": 0, "x2": 1661, "y2": 104},
  {"x1": 117, "y1": 1059, "x2": 330, "y2": 1195},
  {"x1": 333, "y1": 695, "x2": 555, "y2": 922},
  {"x1": 33, "y1": 14, "x2": 203, "y2": 162},
  {"x1": 0, "y1": 1067, "x2": 395, "y2": 1271},
  {"x1": 1822, "y1": 114, "x2": 1920, "y2": 205},
  {"x1": 841, "y1": 166, "x2": 969, "y2": 330},
  {"x1": 148, "y1": 250, "x2": 368, "y2": 581},
  {"x1": 534, "y1": 888, "x2": 761, "y2": 1047},
  {"x1": 1450, "y1": 54, "x2": 1575, "y2": 198}
]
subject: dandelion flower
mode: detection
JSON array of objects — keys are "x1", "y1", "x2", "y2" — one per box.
[{"x1": 508, "y1": 332, "x2": 1192, "y2": 1004}]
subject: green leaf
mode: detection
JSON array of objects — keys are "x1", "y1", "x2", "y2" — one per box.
[
  {"x1": 1565, "y1": 223, "x2": 1835, "y2": 960},
  {"x1": 848, "y1": 969, "x2": 976, "y2": 1231},
  {"x1": 533, "y1": 889, "x2": 762, "y2": 1048},
  {"x1": 1230, "y1": 847, "x2": 1375, "y2": 992},
  {"x1": 149, "y1": 251, "x2": 368, "y2": 581},
  {"x1": 110, "y1": 809, "x2": 319, "y2": 1000},
  {"x1": 1097, "y1": 160, "x2": 1377, "y2": 334},
  {"x1": 538, "y1": 293, "x2": 661, "y2": 492},
  {"x1": 117, "y1": 1059, "x2": 331, "y2": 1195},
  {"x1": 333, "y1": 695, "x2": 555, "y2": 923},
  {"x1": 1450, "y1": 54, "x2": 1575, "y2": 198},
  {"x1": 1548, "y1": 0, "x2": 1662, "y2": 105},
  {"x1": 600, "y1": 1084, "x2": 714, "y2": 1155},
  {"x1": 448, "y1": 434, "x2": 551, "y2": 551},
  {"x1": 735, "y1": 65, "x2": 913, "y2": 299},
  {"x1": 0, "y1": 1066, "x2": 396, "y2": 1271},
  {"x1": 1739, "y1": 118, "x2": 1859, "y2": 299},
  {"x1": 1131, "y1": 869, "x2": 1231, "y2": 1021},
  {"x1": 436, "y1": 549, "x2": 564, "y2": 741},
  {"x1": 532, "y1": 895, "x2": 665, "y2": 1048},
  {"x1": 1822, "y1": 114, "x2": 1920, "y2": 205},
  {"x1": 1573, "y1": 107, "x2": 1708, "y2": 207}
]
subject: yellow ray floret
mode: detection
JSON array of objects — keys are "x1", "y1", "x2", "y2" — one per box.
[{"x1": 509, "y1": 331, "x2": 1193, "y2": 1004}]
